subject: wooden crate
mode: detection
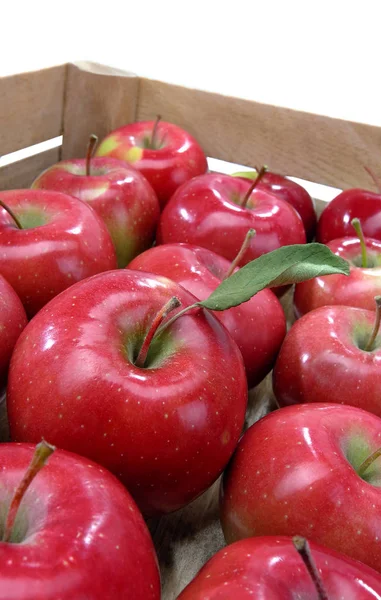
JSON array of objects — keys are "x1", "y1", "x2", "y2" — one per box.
[{"x1": 1, "y1": 61, "x2": 380, "y2": 599}]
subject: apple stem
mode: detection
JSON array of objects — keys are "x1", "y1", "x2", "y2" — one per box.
[
  {"x1": 2, "y1": 440, "x2": 55, "y2": 543},
  {"x1": 86, "y1": 134, "x2": 98, "y2": 176},
  {"x1": 351, "y1": 218, "x2": 368, "y2": 268},
  {"x1": 364, "y1": 295, "x2": 381, "y2": 352},
  {"x1": 0, "y1": 199, "x2": 22, "y2": 229},
  {"x1": 240, "y1": 165, "x2": 267, "y2": 208},
  {"x1": 293, "y1": 536, "x2": 329, "y2": 600},
  {"x1": 150, "y1": 115, "x2": 162, "y2": 150},
  {"x1": 223, "y1": 229, "x2": 256, "y2": 280},
  {"x1": 135, "y1": 296, "x2": 181, "y2": 368},
  {"x1": 364, "y1": 166, "x2": 381, "y2": 194},
  {"x1": 358, "y1": 445, "x2": 381, "y2": 478}
]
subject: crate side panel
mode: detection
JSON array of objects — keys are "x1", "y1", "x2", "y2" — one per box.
[
  {"x1": 0, "y1": 148, "x2": 61, "y2": 190},
  {"x1": 137, "y1": 79, "x2": 381, "y2": 190},
  {"x1": 61, "y1": 62, "x2": 140, "y2": 159},
  {"x1": 0, "y1": 66, "x2": 66, "y2": 155}
]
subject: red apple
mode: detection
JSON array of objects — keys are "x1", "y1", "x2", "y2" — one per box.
[
  {"x1": 273, "y1": 304, "x2": 381, "y2": 416},
  {"x1": 220, "y1": 402, "x2": 381, "y2": 572},
  {"x1": 178, "y1": 535, "x2": 381, "y2": 599},
  {"x1": 294, "y1": 236, "x2": 381, "y2": 316},
  {"x1": 0, "y1": 442, "x2": 160, "y2": 599},
  {"x1": 95, "y1": 118, "x2": 208, "y2": 208},
  {"x1": 7, "y1": 269, "x2": 247, "y2": 516},
  {"x1": 32, "y1": 148, "x2": 160, "y2": 268},
  {"x1": 0, "y1": 275, "x2": 27, "y2": 392},
  {"x1": 0, "y1": 189, "x2": 117, "y2": 317},
  {"x1": 233, "y1": 169, "x2": 317, "y2": 241},
  {"x1": 156, "y1": 173, "x2": 306, "y2": 267},
  {"x1": 317, "y1": 188, "x2": 381, "y2": 244},
  {"x1": 128, "y1": 242, "x2": 286, "y2": 388}
]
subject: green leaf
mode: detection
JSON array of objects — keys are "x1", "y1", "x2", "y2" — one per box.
[{"x1": 199, "y1": 243, "x2": 350, "y2": 311}]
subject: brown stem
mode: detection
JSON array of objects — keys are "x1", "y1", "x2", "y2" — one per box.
[
  {"x1": 351, "y1": 218, "x2": 368, "y2": 268},
  {"x1": 293, "y1": 536, "x2": 329, "y2": 600},
  {"x1": 86, "y1": 134, "x2": 98, "y2": 176},
  {"x1": 135, "y1": 297, "x2": 181, "y2": 368},
  {"x1": 150, "y1": 115, "x2": 162, "y2": 149},
  {"x1": 3, "y1": 440, "x2": 55, "y2": 543},
  {"x1": 364, "y1": 296, "x2": 381, "y2": 352},
  {"x1": 0, "y1": 199, "x2": 22, "y2": 229},
  {"x1": 241, "y1": 165, "x2": 267, "y2": 208},
  {"x1": 224, "y1": 229, "x2": 256, "y2": 280},
  {"x1": 364, "y1": 166, "x2": 381, "y2": 194},
  {"x1": 358, "y1": 446, "x2": 381, "y2": 477}
]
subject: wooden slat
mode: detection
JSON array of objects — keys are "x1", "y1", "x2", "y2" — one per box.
[
  {"x1": 61, "y1": 62, "x2": 140, "y2": 159},
  {"x1": 0, "y1": 147, "x2": 61, "y2": 190},
  {"x1": 0, "y1": 65, "x2": 66, "y2": 155},
  {"x1": 137, "y1": 79, "x2": 381, "y2": 190}
]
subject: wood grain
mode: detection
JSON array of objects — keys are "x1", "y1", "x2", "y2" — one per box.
[
  {"x1": 61, "y1": 62, "x2": 139, "y2": 160},
  {"x1": 137, "y1": 78, "x2": 381, "y2": 190},
  {"x1": 0, "y1": 147, "x2": 60, "y2": 190},
  {"x1": 0, "y1": 66, "x2": 65, "y2": 155}
]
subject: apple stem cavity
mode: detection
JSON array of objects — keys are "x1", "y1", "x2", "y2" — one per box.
[
  {"x1": 364, "y1": 295, "x2": 381, "y2": 352},
  {"x1": 351, "y1": 217, "x2": 368, "y2": 268},
  {"x1": 2, "y1": 440, "x2": 55, "y2": 543},
  {"x1": 150, "y1": 115, "x2": 162, "y2": 150},
  {"x1": 223, "y1": 229, "x2": 256, "y2": 280},
  {"x1": 358, "y1": 445, "x2": 381, "y2": 478},
  {"x1": 0, "y1": 199, "x2": 23, "y2": 230},
  {"x1": 135, "y1": 296, "x2": 181, "y2": 368},
  {"x1": 293, "y1": 536, "x2": 329, "y2": 600},
  {"x1": 364, "y1": 165, "x2": 381, "y2": 194},
  {"x1": 86, "y1": 134, "x2": 98, "y2": 176},
  {"x1": 240, "y1": 166, "x2": 267, "y2": 208}
]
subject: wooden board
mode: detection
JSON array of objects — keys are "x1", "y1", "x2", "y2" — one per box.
[
  {"x1": 0, "y1": 65, "x2": 65, "y2": 155},
  {"x1": 0, "y1": 147, "x2": 60, "y2": 190},
  {"x1": 61, "y1": 62, "x2": 139, "y2": 160},
  {"x1": 137, "y1": 78, "x2": 381, "y2": 190}
]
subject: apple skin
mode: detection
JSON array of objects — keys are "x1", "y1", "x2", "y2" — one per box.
[
  {"x1": 156, "y1": 173, "x2": 306, "y2": 266},
  {"x1": 220, "y1": 403, "x2": 381, "y2": 572},
  {"x1": 32, "y1": 157, "x2": 160, "y2": 268},
  {"x1": 7, "y1": 269, "x2": 247, "y2": 516},
  {"x1": 0, "y1": 443, "x2": 160, "y2": 599},
  {"x1": 294, "y1": 236, "x2": 381, "y2": 317},
  {"x1": 273, "y1": 305, "x2": 381, "y2": 416},
  {"x1": 317, "y1": 188, "x2": 381, "y2": 244},
  {"x1": 0, "y1": 276, "x2": 27, "y2": 392},
  {"x1": 0, "y1": 189, "x2": 117, "y2": 317},
  {"x1": 128, "y1": 243, "x2": 286, "y2": 388},
  {"x1": 177, "y1": 536, "x2": 381, "y2": 599},
  {"x1": 95, "y1": 120, "x2": 208, "y2": 208},
  {"x1": 234, "y1": 170, "x2": 317, "y2": 242}
]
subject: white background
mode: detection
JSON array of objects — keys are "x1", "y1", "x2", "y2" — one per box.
[{"x1": 2, "y1": 0, "x2": 380, "y2": 126}]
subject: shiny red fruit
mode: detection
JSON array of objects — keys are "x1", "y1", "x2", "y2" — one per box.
[
  {"x1": 0, "y1": 276, "x2": 27, "y2": 392},
  {"x1": 317, "y1": 188, "x2": 381, "y2": 244},
  {"x1": 95, "y1": 120, "x2": 208, "y2": 208},
  {"x1": 0, "y1": 189, "x2": 116, "y2": 317},
  {"x1": 129, "y1": 243, "x2": 286, "y2": 388},
  {"x1": 0, "y1": 443, "x2": 160, "y2": 600},
  {"x1": 32, "y1": 157, "x2": 160, "y2": 268},
  {"x1": 7, "y1": 270, "x2": 247, "y2": 516},
  {"x1": 273, "y1": 305, "x2": 381, "y2": 415},
  {"x1": 178, "y1": 536, "x2": 381, "y2": 599},
  {"x1": 294, "y1": 236, "x2": 381, "y2": 316},
  {"x1": 237, "y1": 171, "x2": 316, "y2": 241},
  {"x1": 221, "y1": 403, "x2": 381, "y2": 572},
  {"x1": 157, "y1": 173, "x2": 306, "y2": 264}
]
